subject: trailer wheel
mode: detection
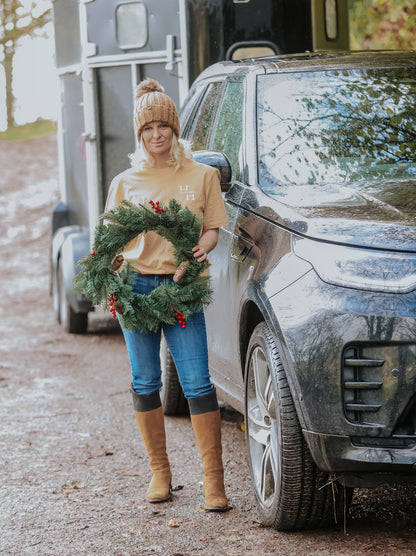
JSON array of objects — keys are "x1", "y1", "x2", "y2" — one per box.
[
  {"x1": 58, "y1": 259, "x2": 88, "y2": 334},
  {"x1": 244, "y1": 322, "x2": 351, "y2": 531},
  {"x1": 51, "y1": 263, "x2": 60, "y2": 321},
  {"x1": 160, "y1": 334, "x2": 188, "y2": 416}
]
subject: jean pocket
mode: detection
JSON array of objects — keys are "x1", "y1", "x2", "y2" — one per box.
[{"x1": 132, "y1": 274, "x2": 155, "y2": 296}]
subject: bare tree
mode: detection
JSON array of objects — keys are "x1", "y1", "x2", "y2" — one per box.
[{"x1": 0, "y1": 0, "x2": 51, "y2": 129}]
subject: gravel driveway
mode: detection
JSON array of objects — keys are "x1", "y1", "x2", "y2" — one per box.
[{"x1": 1, "y1": 135, "x2": 416, "y2": 555}]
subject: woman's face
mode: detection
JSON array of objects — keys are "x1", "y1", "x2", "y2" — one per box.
[{"x1": 141, "y1": 121, "x2": 173, "y2": 160}]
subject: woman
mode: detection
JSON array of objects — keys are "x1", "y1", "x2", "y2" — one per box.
[{"x1": 105, "y1": 79, "x2": 229, "y2": 511}]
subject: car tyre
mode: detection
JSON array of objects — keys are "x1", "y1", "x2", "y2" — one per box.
[
  {"x1": 160, "y1": 333, "x2": 189, "y2": 416},
  {"x1": 58, "y1": 259, "x2": 88, "y2": 334},
  {"x1": 244, "y1": 322, "x2": 351, "y2": 531}
]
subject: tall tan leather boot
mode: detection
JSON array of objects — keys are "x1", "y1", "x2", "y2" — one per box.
[
  {"x1": 131, "y1": 388, "x2": 172, "y2": 503},
  {"x1": 189, "y1": 391, "x2": 228, "y2": 511}
]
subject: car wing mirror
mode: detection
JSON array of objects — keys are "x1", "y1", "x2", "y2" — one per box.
[{"x1": 191, "y1": 150, "x2": 232, "y2": 192}]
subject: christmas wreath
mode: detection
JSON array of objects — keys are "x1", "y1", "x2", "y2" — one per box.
[{"x1": 73, "y1": 198, "x2": 212, "y2": 333}]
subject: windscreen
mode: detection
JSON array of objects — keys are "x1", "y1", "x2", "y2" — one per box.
[{"x1": 257, "y1": 67, "x2": 416, "y2": 193}]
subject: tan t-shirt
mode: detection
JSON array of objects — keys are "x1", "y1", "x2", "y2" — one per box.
[{"x1": 105, "y1": 158, "x2": 229, "y2": 274}]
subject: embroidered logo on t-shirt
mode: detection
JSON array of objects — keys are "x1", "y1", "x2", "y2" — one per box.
[{"x1": 179, "y1": 185, "x2": 195, "y2": 201}]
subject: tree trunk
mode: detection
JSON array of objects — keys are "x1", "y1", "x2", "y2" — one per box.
[
  {"x1": 4, "y1": 43, "x2": 16, "y2": 129},
  {"x1": 0, "y1": 1, "x2": 51, "y2": 129}
]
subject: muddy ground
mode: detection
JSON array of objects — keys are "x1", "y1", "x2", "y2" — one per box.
[{"x1": 1, "y1": 135, "x2": 416, "y2": 556}]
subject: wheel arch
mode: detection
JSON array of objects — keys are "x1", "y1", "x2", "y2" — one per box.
[
  {"x1": 239, "y1": 300, "x2": 265, "y2": 380},
  {"x1": 51, "y1": 225, "x2": 92, "y2": 314},
  {"x1": 239, "y1": 298, "x2": 310, "y2": 432}
]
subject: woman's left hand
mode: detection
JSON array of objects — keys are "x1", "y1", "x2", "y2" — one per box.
[
  {"x1": 192, "y1": 229, "x2": 219, "y2": 263},
  {"x1": 192, "y1": 244, "x2": 207, "y2": 263}
]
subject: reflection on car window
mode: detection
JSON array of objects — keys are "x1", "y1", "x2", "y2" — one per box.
[
  {"x1": 180, "y1": 84, "x2": 205, "y2": 139},
  {"x1": 212, "y1": 81, "x2": 244, "y2": 180},
  {"x1": 189, "y1": 82, "x2": 223, "y2": 151},
  {"x1": 257, "y1": 68, "x2": 416, "y2": 191}
]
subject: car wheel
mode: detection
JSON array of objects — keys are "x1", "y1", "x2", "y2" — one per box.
[
  {"x1": 160, "y1": 333, "x2": 189, "y2": 416},
  {"x1": 244, "y1": 322, "x2": 351, "y2": 531},
  {"x1": 58, "y1": 259, "x2": 88, "y2": 334}
]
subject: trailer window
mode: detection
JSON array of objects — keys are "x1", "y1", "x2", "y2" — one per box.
[
  {"x1": 116, "y1": 2, "x2": 147, "y2": 50},
  {"x1": 325, "y1": 0, "x2": 338, "y2": 40}
]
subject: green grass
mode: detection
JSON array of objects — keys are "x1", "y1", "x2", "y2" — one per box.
[{"x1": 0, "y1": 118, "x2": 56, "y2": 141}]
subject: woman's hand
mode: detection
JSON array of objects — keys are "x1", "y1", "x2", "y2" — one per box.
[
  {"x1": 111, "y1": 255, "x2": 124, "y2": 312},
  {"x1": 112, "y1": 254, "x2": 124, "y2": 273},
  {"x1": 192, "y1": 244, "x2": 208, "y2": 263},
  {"x1": 193, "y1": 228, "x2": 219, "y2": 263}
]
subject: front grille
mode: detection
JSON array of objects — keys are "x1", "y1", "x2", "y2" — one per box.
[{"x1": 342, "y1": 346, "x2": 385, "y2": 424}]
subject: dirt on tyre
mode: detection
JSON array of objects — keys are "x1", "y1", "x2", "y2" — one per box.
[{"x1": 244, "y1": 321, "x2": 352, "y2": 531}]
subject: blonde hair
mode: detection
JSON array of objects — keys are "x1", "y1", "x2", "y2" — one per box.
[{"x1": 129, "y1": 132, "x2": 192, "y2": 171}]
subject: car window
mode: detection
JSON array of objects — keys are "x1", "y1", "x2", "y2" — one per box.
[
  {"x1": 179, "y1": 83, "x2": 205, "y2": 138},
  {"x1": 187, "y1": 82, "x2": 223, "y2": 151},
  {"x1": 211, "y1": 80, "x2": 244, "y2": 180},
  {"x1": 257, "y1": 68, "x2": 416, "y2": 194}
]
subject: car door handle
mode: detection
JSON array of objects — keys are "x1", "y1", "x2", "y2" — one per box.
[
  {"x1": 231, "y1": 248, "x2": 250, "y2": 261},
  {"x1": 231, "y1": 235, "x2": 254, "y2": 262}
]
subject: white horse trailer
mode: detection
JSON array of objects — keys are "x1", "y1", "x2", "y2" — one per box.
[{"x1": 50, "y1": 0, "x2": 349, "y2": 332}]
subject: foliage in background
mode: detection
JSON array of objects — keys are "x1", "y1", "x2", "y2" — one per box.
[
  {"x1": 349, "y1": 0, "x2": 416, "y2": 50},
  {"x1": 0, "y1": 0, "x2": 51, "y2": 129}
]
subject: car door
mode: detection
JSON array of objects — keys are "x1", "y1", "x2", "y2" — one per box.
[
  {"x1": 203, "y1": 79, "x2": 247, "y2": 407},
  {"x1": 181, "y1": 76, "x2": 246, "y2": 407}
]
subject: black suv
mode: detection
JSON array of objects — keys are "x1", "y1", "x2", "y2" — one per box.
[{"x1": 161, "y1": 51, "x2": 416, "y2": 530}]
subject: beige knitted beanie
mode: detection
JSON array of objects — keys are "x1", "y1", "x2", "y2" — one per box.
[{"x1": 133, "y1": 78, "x2": 180, "y2": 138}]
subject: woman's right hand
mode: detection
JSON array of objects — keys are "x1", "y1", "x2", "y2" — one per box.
[
  {"x1": 111, "y1": 255, "x2": 124, "y2": 312},
  {"x1": 112, "y1": 254, "x2": 124, "y2": 272}
]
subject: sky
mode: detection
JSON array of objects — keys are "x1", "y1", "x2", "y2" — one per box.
[{"x1": 0, "y1": 2, "x2": 59, "y2": 130}]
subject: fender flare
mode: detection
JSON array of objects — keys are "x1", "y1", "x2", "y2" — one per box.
[{"x1": 51, "y1": 226, "x2": 92, "y2": 313}]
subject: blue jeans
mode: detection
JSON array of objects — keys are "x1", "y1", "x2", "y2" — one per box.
[{"x1": 120, "y1": 272, "x2": 213, "y2": 399}]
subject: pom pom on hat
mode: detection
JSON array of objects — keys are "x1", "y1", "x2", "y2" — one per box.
[
  {"x1": 135, "y1": 78, "x2": 164, "y2": 99},
  {"x1": 133, "y1": 78, "x2": 180, "y2": 138}
]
